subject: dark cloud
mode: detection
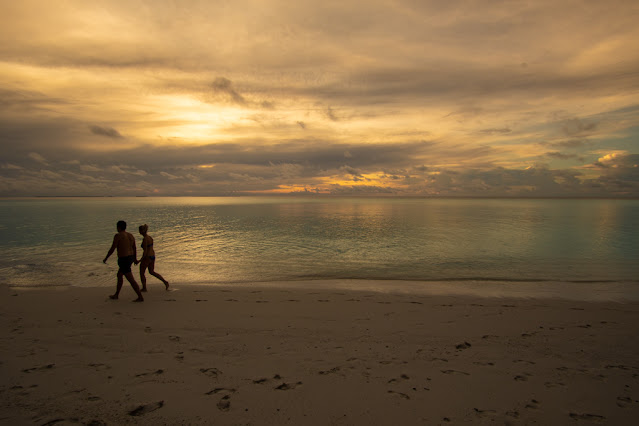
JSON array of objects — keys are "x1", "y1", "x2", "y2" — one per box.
[
  {"x1": 550, "y1": 139, "x2": 589, "y2": 149},
  {"x1": 329, "y1": 184, "x2": 396, "y2": 195},
  {"x1": 561, "y1": 118, "x2": 598, "y2": 137},
  {"x1": 0, "y1": 89, "x2": 68, "y2": 113},
  {"x1": 544, "y1": 151, "x2": 579, "y2": 160},
  {"x1": 89, "y1": 125, "x2": 123, "y2": 139},
  {"x1": 479, "y1": 128, "x2": 512, "y2": 134},
  {"x1": 325, "y1": 107, "x2": 338, "y2": 121},
  {"x1": 211, "y1": 77, "x2": 247, "y2": 105}
]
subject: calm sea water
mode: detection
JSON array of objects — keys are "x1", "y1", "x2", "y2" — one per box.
[{"x1": 0, "y1": 197, "x2": 637, "y2": 297}]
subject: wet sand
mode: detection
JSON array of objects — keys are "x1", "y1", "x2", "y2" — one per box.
[{"x1": 1, "y1": 281, "x2": 638, "y2": 425}]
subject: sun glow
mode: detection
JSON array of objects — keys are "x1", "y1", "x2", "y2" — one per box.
[{"x1": 147, "y1": 95, "x2": 251, "y2": 143}]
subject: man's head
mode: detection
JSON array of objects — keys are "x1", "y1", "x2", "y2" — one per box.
[{"x1": 117, "y1": 220, "x2": 127, "y2": 231}]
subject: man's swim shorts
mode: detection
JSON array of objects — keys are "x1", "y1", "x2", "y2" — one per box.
[{"x1": 117, "y1": 255, "x2": 135, "y2": 274}]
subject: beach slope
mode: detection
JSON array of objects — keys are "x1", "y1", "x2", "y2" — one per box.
[{"x1": 1, "y1": 282, "x2": 638, "y2": 425}]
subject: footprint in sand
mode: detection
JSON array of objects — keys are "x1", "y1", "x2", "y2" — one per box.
[
  {"x1": 275, "y1": 381, "x2": 303, "y2": 390},
  {"x1": 482, "y1": 334, "x2": 498, "y2": 340},
  {"x1": 525, "y1": 399, "x2": 541, "y2": 409},
  {"x1": 204, "y1": 388, "x2": 236, "y2": 411},
  {"x1": 473, "y1": 408, "x2": 497, "y2": 417},
  {"x1": 22, "y1": 364, "x2": 55, "y2": 373},
  {"x1": 128, "y1": 400, "x2": 164, "y2": 416},
  {"x1": 513, "y1": 359, "x2": 536, "y2": 365},
  {"x1": 217, "y1": 395, "x2": 232, "y2": 411},
  {"x1": 88, "y1": 363, "x2": 111, "y2": 371},
  {"x1": 200, "y1": 368, "x2": 221, "y2": 378},
  {"x1": 616, "y1": 396, "x2": 633, "y2": 408},
  {"x1": 441, "y1": 370, "x2": 470, "y2": 376},
  {"x1": 387, "y1": 374, "x2": 410, "y2": 383},
  {"x1": 253, "y1": 374, "x2": 285, "y2": 385},
  {"x1": 135, "y1": 369, "x2": 164, "y2": 378},
  {"x1": 605, "y1": 364, "x2": 631, "y2": 371},
  {"x1": 569, "y1": 413, "x2": 606, "y2": 421},
  {"x1": 387, "y1": 390, "x2": 410, "y2": 400},
  {"x1": 319, "y1": 367, "x2": 341, "y2": 376},
  {"x1": 455, "y1": 342, "x2": 472, "y2": 350},
  {"x1": 206, "y1": 387, "x2": 236, "y2": 396}
]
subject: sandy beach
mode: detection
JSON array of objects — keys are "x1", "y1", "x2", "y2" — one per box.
[{"x1": 1, "y1": 281, "x2": 638, "y2": 425}]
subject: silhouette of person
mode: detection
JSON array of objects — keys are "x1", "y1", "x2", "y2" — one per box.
[
  {"x1": 138, "y1": 224, "x2": 170, "y2": 291},
  {"x1": 103, "y1": 220, "x2": 144, "y2": 302}
]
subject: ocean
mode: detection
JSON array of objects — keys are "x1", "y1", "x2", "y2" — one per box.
[{"x1": 0, "y1": 197, "x2": 637, "y2": 299}]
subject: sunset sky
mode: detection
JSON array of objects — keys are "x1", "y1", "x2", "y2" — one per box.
[{"x1": 1, "y1": 0, "x2": 638, "y2": 197}]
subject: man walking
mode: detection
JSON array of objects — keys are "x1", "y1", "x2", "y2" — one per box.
[{"x1": 103, "y1": 220, "x2": 144, "y2": 302}]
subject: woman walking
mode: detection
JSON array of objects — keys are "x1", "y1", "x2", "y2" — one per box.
[{"x1": 138, "y1": 224, "x2": 170, "y2": 291}]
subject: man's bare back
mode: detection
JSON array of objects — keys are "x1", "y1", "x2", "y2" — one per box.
[{"x1": 113, "y1": 231, "x2": 136, "y2": 258}]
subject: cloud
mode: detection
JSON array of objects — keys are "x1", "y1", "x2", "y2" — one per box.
[
  {"x1": 28, "y1": 152, "x2": 48, "y2": 165},
  {"x1": 89, "y1": 125, "x2": 123, "y2": 139},
  {"x1": 340, "y1": 165, "x2": 363, "y2": 177},
  {"x1": 211, "y1": 77, "x2": 247, "y2": 105},
  {"x1": 1, "y1": 163, "x2": 23, "y2": 170},
  {"x1": 325, "y1": 107, "x2": 338, "y2": 121},
  {"x1": 544, "y1": 151, "x2": 579, "y2": 160},
  {"x1": 561, "y1": 118, "x2": 598, "y2": 137},
  {"x1": 329, "y1": 184, "x2": 396, "y2": 195},
  {"x1": 80, "y1": 164, "x2": 102, "y2": 172},
  {"x1": 160, "y1": 171, "x2": 180, "y2": 180},
  {"x1": 1, "y1": 1, "x2": 638, "y2": 197},
  {"x1": 479, "y1": 128, "x2": 512, "y2": 135}
]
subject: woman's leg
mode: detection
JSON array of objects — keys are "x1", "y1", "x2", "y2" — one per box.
[
  {"x1": 139, "y1": 259, "x2": 149, "y2": 292},
  {"x1": 148, "y1": 260, "x2": 169, "y2": 289}
]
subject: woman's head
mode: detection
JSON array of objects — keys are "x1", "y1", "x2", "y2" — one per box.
[{"x1": 139, "y1": 224, "x2": 149, "y2": 235}]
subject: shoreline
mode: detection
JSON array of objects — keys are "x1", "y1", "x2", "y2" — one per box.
[
  {"x1": 1, "y1": 283, "x2": 638, "y2": 424},
  {"x1": 8, "y1": 278, "x2": 639, "y2": 302}
]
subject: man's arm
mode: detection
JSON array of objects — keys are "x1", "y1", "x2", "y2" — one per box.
[{"x1": 103, "y1": 234, "x2": 118, "y2": 263}]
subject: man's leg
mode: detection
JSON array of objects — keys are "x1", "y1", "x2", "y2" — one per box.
[
  {"x1": 110, "y1": 272, "x2": 124, "y2": 299},
  {"x1": 124, "y1": 272, "x2": 144, "y2": 302}
]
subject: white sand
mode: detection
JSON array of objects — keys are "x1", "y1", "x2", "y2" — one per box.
[{"x1": 1, "y1": 281, "x2": 638, "y2": 425}]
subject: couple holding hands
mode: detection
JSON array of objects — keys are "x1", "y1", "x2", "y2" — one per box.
[{"x1": 103, "y1": 220, "x2": 169, "y2": 302}]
